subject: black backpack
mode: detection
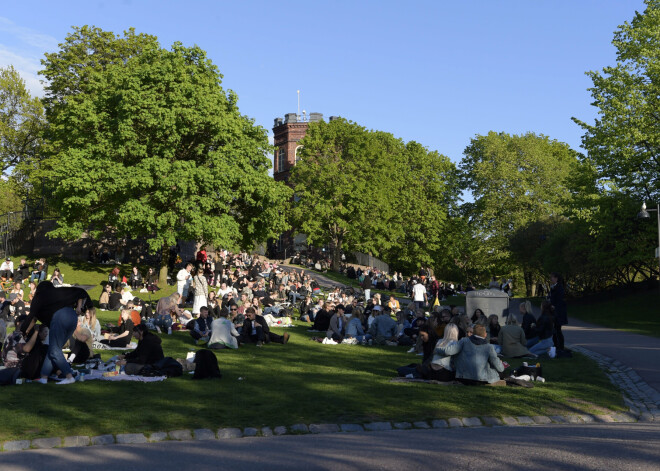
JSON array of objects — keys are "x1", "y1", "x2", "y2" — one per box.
[
  {"x1": 141, "y1": 357, "x2": 183, "y2": 377},
  {"x1": 192, "y1": 349, "x2": 222, "y2": 380}
]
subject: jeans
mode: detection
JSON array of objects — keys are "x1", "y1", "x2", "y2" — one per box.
[
  {"x1": 154, "y1": 314, "x2": 172, "y2": 330},
  {"x1": 41, "y1": 307, "x2": 78, "y2": 378},
  {"x1": 526, "y1": 337, "x2": 539, "y2": 348},
  {"x1": 529, "y1": 337, "x2": 554, "y2": 356}
]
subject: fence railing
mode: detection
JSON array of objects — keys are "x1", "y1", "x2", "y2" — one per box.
[
  {"x1": 0, "y1": 211, "x2": 33, "y2": 259},
  {"x1": 352, "y1": 252, "x2": 389, "y2": 273}
]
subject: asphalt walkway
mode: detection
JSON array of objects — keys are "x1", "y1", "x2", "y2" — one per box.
[{"x1": 2, "y1": 424, "x2": 659, "y2": 471}]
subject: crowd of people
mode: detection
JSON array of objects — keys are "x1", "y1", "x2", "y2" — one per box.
[{"x1": 0, "y1": 248, "x2": 568, "y2": 387}]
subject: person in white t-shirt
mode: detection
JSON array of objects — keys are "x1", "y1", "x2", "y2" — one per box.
[
  {"x1": 412, "y1": 280, "x2": 427, "y2": 309},
  {"x1": 177, "y1": 263, "x2": 193, "y2": 298},
  {"x1": 0, "y1": 258, "x2": 14, "y2": 279}
]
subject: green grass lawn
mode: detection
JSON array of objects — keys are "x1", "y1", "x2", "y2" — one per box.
[
  {"x1": 566, "y1": 290, "x2": 660, "y2": 338},
  {"x1": 0, "y1": 257, "x2": 626, "y2": 441}
]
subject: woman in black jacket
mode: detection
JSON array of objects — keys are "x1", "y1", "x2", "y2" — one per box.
[{"x1": 117, "y1": 324, "x2": 163, "y2": 375}]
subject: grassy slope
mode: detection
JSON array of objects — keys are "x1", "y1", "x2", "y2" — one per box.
[
  {"x1": 567, "y1": 291, "x2": 660, "y2": 338},
  {"x1": 0, "y1": 258, "x2": 625, "y2": 441}
]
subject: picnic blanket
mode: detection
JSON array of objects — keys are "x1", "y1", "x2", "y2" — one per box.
[{"x1": 82, "y1": 370, "x2": 167, "y2": 382}]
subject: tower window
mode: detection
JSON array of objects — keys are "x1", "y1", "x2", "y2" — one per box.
[
  {"x1": 278, "y1": 148, "x2": 286, "y2": 173},
  {"x1": 295, "y1": 145, "x2": 303, "y2": 163}
]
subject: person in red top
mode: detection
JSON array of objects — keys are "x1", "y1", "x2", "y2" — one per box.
[{"x1": 196, "y1": 247, "x2": 208, "y2": 264}]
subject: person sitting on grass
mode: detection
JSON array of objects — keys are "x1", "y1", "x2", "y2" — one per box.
[
  {"x1": 99, "y1": 284, "x2": 112, "y2": 310},
  {"x1": 107, "y1": 285, "x2": 123, "y2": 311},
  {"x1": 368, "y1": 306, "x2": 398, "y2": 346},
  {"x1": 326, "y1": 304, "x2": 346, "y2": 343},
  {"x1": 115, "y1": 324, "x2": 164, "y2": 375},
  {"x1": 528, "y1": 300, "x2": 555, "y2": 357},
  {"x1": 207, "y1": 291, "x2": 221, "y2": 318},
  {"x1": 239, "y1": 307, "x2": 290, "y2": 347},
  {"x1": 191, "y1": 306, "x2": 213, "y2": 344},
  {"x1": 487, "y1": 314, "x2": 501, "y2": 343},
  {"x1": 129, "y1": 267, "x2": 143, "y2": 290},
  {"x1": 520, "y1": 301, "x2": 537, "y2": 345},
  {"x1": 344, "y1": 306, "x2": 371, "y2": 344},
  {"x1": 83, "y1": 307, "x2": 102, "y2": 342},
  {"x1": 437, "y1": 324, "x2": 505, "y2": 385},
  {"x1": 498, "y1": 313, "x2": 535, "y2": 358},
  {"x1": 101, "y1": 309, "x2": 134, "y2": 348},
  {"x1": 153, "y1": 293, "x2": 182, "y2": 334},
  {"x1": 209, "y1": 308, "x2": 240, "y2": 350},
  {"x1": 309, "y1": 301, "x2": 333, "y2": 332},
  {"x1": 65, "y1": 316, "x2": 93, "y2": 364},
  {"x1": 398, "y1": 323, "x2": 458, "y2": 381},
  {"x1": 108, "y1": 267, "x2": 121, "y2": 291}
]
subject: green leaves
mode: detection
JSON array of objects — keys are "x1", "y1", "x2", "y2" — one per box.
[
  {"x1": 289, "y1": 118, "x2": 457, "y2": 272},
  {"x1": 573, "y1": 0, "x2": 660, "y2": 201},
  {"x1": 40, "y1": 26, "x2": 291, "y2": 267}
]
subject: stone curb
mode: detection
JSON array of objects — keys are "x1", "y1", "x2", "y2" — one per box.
[{"x1": 0, "y1": 414, "x2": 637, "y2": 452}]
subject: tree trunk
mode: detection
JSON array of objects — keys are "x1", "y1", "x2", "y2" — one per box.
[
  {"x1": 331, "y1": 238, "x2": 342, "y2": 272},
  {"x1": 159, "y1": 243, "x2": 169, "y2": 285},
  {"x1": 524, "y1": 270, "x2": 533, "y2": 297}
]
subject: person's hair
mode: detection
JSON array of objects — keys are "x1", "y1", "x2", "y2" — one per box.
[
  {"x1": 506, "y1": 313, "x2": 518, "y2": 326},
  {"x1": 521, "y1": 300, "x2": 533, "y2": 315},
  {"x1": 488, "y1": 314, "x2": 499, "y2": 325},
  {"x1": 439, "y1": 323, "x2": 459, "y2": 348},
  {"x1": 200, "y1": 306, "x2": 209, "y2": 313},
  {"x1": 115, "y1": 285, "x2": 122, "y2": 293},
  {"x1": 186, "y1": 262, "x2": 193, "y2": 268},
  {"x1": 471, "y1": 308, "x2": 484, "y2": 323},
  {"x1": 551, "y1": 272, "x2": 565, "y2": 287},
  {"x1": 133, "y1": 323, "x2": 149, "y2": 335},
  {"x1": 53, "y1": 268, "x2": 60, "y2": 274},
  {"x1": 219, "y1": 308, "x2": 229, "y2": 318},
  {"x1": 473, "y1": 324, "x2": 487, "y2": 337},
  {"x1": 541, "y1": 300, "x2": 555, "y2": 318},
  {"x1": 111, "y1": 267, "x2": 120, "y2": 276},
  {"x1": 86, "y1": 307, "x2": 98, "y2": 327},
  {"x1": 352, "y1": 306, "x2": 365, "y2": 323},
  {"x1": 245, "y1": 307, "x2": 255, "y2": 315}
]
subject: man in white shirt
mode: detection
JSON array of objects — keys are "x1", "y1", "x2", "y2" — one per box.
[
  {"x1": 177, "y1": 263, "x2": 193, "y2": 298},
  {"x1": 412, "y1": 279, "x2": 427, "y2": 310},
  {"x1": 0, "y1": 258, "x2": 14, "y2": 279}
]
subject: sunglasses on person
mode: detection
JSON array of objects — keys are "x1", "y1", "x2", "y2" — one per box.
[{"x1": 230, "y1": 308, "x2": 237, "y2": 311}]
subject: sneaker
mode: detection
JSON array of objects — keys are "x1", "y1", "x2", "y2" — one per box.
[
  {"x1": 385, "y1": 340, "x2": 398, "y2": 347},
  {"x1": 256, "y1": 341, "x2": 263, "y2": 347},
  {"x1": 155, "y1": 326, "x2": 161, "y2": 333},
  {"x1": 167, "y1": 327, "x2": 172, "y2": 335},
  {"x1": 56, "y1": 377, "x2": 76, "y2": 385},
  {"x1": 35, "y1": 378, "x2": 48, "y2": 385},
  {"x1": 283, "y1": 332, "x2": 290, "y2": 344},
  {"x1": 407, "y1": 347, "x2": 416, "y2": 353},
  {"x1": 549, "y1": 347, "x2": 557, "y2": 359},
  {"x1": 405, "y1": 373, "x2": 415, "y2": 379}
]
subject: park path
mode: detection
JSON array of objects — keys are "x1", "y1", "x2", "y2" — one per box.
[{"x1": 1, "y1": 424, "x2": 659, "y2": 470}]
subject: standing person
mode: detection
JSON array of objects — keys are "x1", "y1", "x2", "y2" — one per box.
[
  {"x1": 22, "y1": 281, "x2": 93, "y2": 385},
  {"x1": 177, "y1": 263, "x2": 193, "y2": 300},
  {"x1": 412, "y1": 279, "x2": 427, "y2": 310},
  {"x1": 549, "y1": 272, "x2": 567, "y2": 351},
  {"x1": 192, "y1": 266, "x2": 209, "y2": 315}
]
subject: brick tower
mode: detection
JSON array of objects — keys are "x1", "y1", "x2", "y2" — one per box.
[{"x1": 272, "y1": 112, "x2": 323, "y2": 182}]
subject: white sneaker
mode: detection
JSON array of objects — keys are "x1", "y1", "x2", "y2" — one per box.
[
  {"x1": 155, "y1": 326, "x2": 161, "y2": 333},
  {"x1": 35, "y1": 378, "x2": 48, "y2": 384},
  {"x1": 407, "y1": 347, "x2": 416, "y2": 354},
  {"x1": 56, "y1": 377, "x2": 76, "y2": 385},
  {"x1": 549, "y1": 347, "x2": 557, "y2": 359},
  {"x1": 167, "y1": 327, "x2": 172, "y2": 335},
  {"x1": 405, "y1": 373, "x2": 414, "y2": 379}
]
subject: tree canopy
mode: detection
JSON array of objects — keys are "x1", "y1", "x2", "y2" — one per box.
[
  {"x1": 289, "y1": 118, "x2": 456, "y2": 272},
  {"x1": 0, "y1": 65, "x2": 44, "y2": 177},
  {"x1": 573, "y1": 0, "x2": 660, "y2": 202},
  {"x1": 38, "y1": 26, "x2": 291, "y2": 280}
]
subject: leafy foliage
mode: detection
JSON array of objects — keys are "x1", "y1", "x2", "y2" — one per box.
[
  {"x1": 38, "y1": 26, "x2": 291, "y2": 279},
  {"x1": 0, "y1": 65, "x2": 45, "y2": 177},
  {"x1": 573, "y1": 0, "x2": 660, "y2": 202}
]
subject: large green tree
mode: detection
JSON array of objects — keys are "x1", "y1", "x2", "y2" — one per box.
[
  {"x1": 39, "y1": 26, "x2": 291, "y2": 281},
  {"x1": 0, "y1": 65, "x2": 44, "y2": 177},
  {"x1": 573, "y1": 0, "x2": 660, "y2": 202},
  {"x1": 459, "y1": 131, "x2": 579, "y2": 294}
]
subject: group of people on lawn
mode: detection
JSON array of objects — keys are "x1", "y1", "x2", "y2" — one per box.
[{"x1": 1, "y1": 246, "x2": 567, "y2": 387}]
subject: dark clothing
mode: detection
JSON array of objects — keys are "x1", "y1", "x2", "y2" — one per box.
[
  {"x1": 535, "y1": 313, "x2": 554, "y2": 340},
  {"x1": 312, "y1": 309, "x2": 332, "y2": 332},
  {"x1": 101, "y1": 319, "x2": 134, "y2": 348},
  {"x1": 130, "y1": 272, "x2": 143, "y2": 289},
  {"x1": 549, "y1": 284, "x2": 568, "y2": 326},
  {"x1": 108, "y1": 292, "x2": 122, "y2": 311},
  {"x1": 22, "y1": 281, "x2": 92, "y2": 332},
  {"x1": 125, "y1": 332, "x2": 164, "y2": 366},
  {"x1": 68, "y1": 338, "x2": 91, "y2": 364},
  {"x1": 521, "y1": 313, "x2": 536, "y2": 339},
  {"x1": 240, "y1": 315, "x2": 285, "y2": 344}
]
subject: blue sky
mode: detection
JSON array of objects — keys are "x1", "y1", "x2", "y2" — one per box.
[{"x1": 0, "y1": 0, "x2": 647, "y2": 164}]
